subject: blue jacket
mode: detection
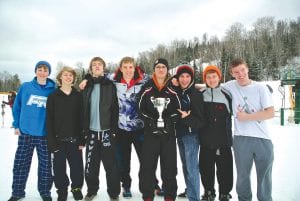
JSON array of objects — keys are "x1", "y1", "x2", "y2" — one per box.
[{"x1": 12, "y1": 77, "x2": 56, "y2": 136}]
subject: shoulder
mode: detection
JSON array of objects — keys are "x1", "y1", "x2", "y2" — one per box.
[{"x1": 220, "y1": 86, "x2": 232, "y2": 98}]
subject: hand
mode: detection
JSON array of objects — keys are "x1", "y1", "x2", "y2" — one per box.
[
  {"x1": 236, "y1": 106, "x2": 248, "y2": 121},
  {"x1": 79, "y1": 79, "x2": 88, "y2": 90},
  {"x1": 14, "y1": 128, "x2": 21, "y2": 135},
  {"x1": 79, "y1": 145, "x2": 85, "y2": 150},
  {"x1": 171, "y1": 77, "x2": 179, "y2": 86},
  {"x1": 177, "y1": 109, "x2": 191, "y2": 118}
]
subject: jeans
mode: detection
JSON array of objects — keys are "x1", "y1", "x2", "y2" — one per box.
[{"x1": 177, "y1": 134, "x2": 200, "y2": 201}]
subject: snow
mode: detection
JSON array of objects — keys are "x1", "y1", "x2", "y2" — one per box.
[{"x1": 1, "y1": 81, "x2": 299, "y2": 201}]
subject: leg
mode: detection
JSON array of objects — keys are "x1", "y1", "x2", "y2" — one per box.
[
  {"x1": 67, "y1": 142, "x2": 84, "y2": 189},
  {"x1": 85, "y1": 132, "x2": 101, "y2": 194},
  {"x1": 254, "y1": 139, "x2": 274, "y2": 201},
  {"x1": 181, "y1": 134, "x2": 200, "y2": 201},
  {"x1": 199, "y1": 147, "x2": 216, "y2": 193},
  {"x1": 139, "y1": 131, "x2": 159, "y2": 200},
  {"x1": 233, "y1": 136, "x2": 254, "y2": 201},
  {"x1": 216, "y1": 147, "x2": 233, "y2": 197},
  {"x1": 52, "y1": 142, "x2": 69, "y2": 192},
  {"x1": 117, "y1": 130, "x2": 132, "y2": 189},
  {"x1": 36, "y1": 136, "x2": 53, "y2": 198},
  {"x1": 11, "y1": 135, "x2": 35, "y2": 198},
  {"x1": 160, "y1": 134, "x2": 177, "y2": 200},
  {"x1": 101, "y1": 130, "x2": 121, "y2": 198}
]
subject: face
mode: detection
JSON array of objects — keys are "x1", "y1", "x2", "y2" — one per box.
[
  {"x1": 36, "y1": 67, "x2": 49, "y2": 83},
  {"x1": 154, "y1": 64, "x2": 168, "y2": 80},
  {"x1": 205, "y1": 72, "x2": 220, "y2": 88},
  {"x1": 91, "y1": 61, "x2": 104, "y2": 77},
  {"x1": 60, "y1": 71, "x2": 74, "y2": 86},
  {"x1": 178, "y1": 73, "x2": 192, "y2": 89},
  {"x1": 120, "y1": 62, "x2": 135, "y2": 81},
  {"x1": 230, "y1": 63, "x2": 250, "y2": 86}
]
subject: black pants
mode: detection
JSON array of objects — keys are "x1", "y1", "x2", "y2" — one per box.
[
  {"x1": 139, "y1": 129, "x2": 177, "y2": 200},
  {"x1": 52, "y1": 141, "x2": 84, "y2": 192},
  {"x1": 116, "y1": 128, "x2": 143, "y2": 189},
  {"x1": 199, "y1": 147, "x2": 233, "y2": 195},
  {"x1": 85, "y1": 130, "x2": 120, "y2": 198}
]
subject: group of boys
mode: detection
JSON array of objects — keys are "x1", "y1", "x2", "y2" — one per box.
[{"x1": 7, "y1": 57, "x2": 274, "y2": 201}]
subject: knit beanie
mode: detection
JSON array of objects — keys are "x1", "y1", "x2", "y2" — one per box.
[
  {"x1": 35, "y1": 60, "x2": 51, "y2": 75},
  {"x1": 203, "y1": 65, "x2": 221, "y2": 83},
  {"x1": 175, "y1": 65, "x2": 194, "y2": 79},
  {"x1": 153, "y1": 58, "x2": 169, "y2": 69}
]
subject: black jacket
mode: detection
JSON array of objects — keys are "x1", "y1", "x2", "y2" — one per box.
[
  {"x1": 46, "y1": 87, "x2": 84, "y2": 152},
  {"x1": 82, "y1": 76, "x2": 119, "y2": 136},
  {"x1": 174, "y1": 82, "x2": 206, "y2": 137},
  {"x1": 138, "y1": 79, "x2": 181, "y2": 134},
  {"x1": 200, "y1": 86, "x2": 232, "y2": 149}
]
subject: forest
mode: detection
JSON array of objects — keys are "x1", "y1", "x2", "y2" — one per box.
[{"x1": 1, "y1": 16, "x2": 299, "y2": 91}]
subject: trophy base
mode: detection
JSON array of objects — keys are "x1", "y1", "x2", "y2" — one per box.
[{"x1": 157, "y1": 121, "x2": 164, "y2": 128}]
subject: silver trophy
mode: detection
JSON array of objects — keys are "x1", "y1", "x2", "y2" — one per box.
[{"x1": 151, "y1": 97, "x2": 170, "y2": 128}]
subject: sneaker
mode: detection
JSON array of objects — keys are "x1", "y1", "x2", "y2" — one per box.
[
  {"x1": 42, "y1": 196, "x2": 52, "y2": 201},
  {"x1": 178, "y1": 189, "x2": 187, "y2": 198},
  {"x1": 165, "y1": 197, "x2": 174, "y2": 201},
  {"x1": 57, "y1": 190, "x2": 68, "y2": 201},
  {"x1": 122, "y1": 188, "x2": 132, "y2": 198},
  {"x1": 7, "y1": 196, "x2": 24, "y2": 201},
  {"x1": 71, "y1": 188, "x2": 83, "y2": 200},
  {"x1": 84, "y1": 192, "x2": 97, "y2": 201},
  {"x1": 219, "y1": 194, "x2": 232, "y2": 201},
  {"x1": 201, "y1": 190, "x2": 216, "y2": 201},
  {"x1": 144, "y1": 198, "x2": 153, "y2": 201}
]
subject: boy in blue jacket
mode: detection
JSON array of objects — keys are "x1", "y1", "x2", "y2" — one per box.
[{"x1": 8, "y1": 61, "x2": 55, "y2": 201}]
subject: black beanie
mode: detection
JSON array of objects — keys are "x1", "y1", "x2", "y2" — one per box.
[{"x1": 153, "y1": 58, "x2": 169, "y2": 69}]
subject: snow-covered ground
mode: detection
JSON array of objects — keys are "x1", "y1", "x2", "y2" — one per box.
[{"x1": 0, "y1": 81, "x2": 299, "y2": 201}]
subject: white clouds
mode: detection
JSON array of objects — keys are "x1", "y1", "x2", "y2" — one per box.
[{"x1": 0, "y1": 0, "x2": 299, "y2": 82}]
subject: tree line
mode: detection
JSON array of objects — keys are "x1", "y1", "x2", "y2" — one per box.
[
  {"x1": 1, "y1": 16, "x2": 299, "y2": 91},
  {"x1": 136, "y1": 16, "x2": 300, "y2": 83}
]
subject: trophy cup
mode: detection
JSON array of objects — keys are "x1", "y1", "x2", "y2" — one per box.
[{"x1": 151, "y1": 97, "x2": 170, "y2": 128}]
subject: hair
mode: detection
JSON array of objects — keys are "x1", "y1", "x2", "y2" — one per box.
[
  {"x1": 119, "y1": 56, "x2": 135, "y2": 67},
  {"x1": 89, "y1": 57, "x2": 106, "y2": 71},
  {"x1": 56, "y1": 66, "x2": 77, "y2": 86},
  {"x1": 229, "y1": 58, "x2": 248, "y2": 70},
  {"x1": 36, "y1": 65, "x2": 49, "y2": 71}
]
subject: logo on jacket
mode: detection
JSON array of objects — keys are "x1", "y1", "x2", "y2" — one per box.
[{"x1": 27, "y1": 95, "x2": 47, "y2": 108}]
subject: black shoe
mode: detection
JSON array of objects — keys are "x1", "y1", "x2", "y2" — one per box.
[
  {"x1": 219, "y1": 194, "x2": 232, "y2": 201},
  {"x1": 178, "y1": 189, "x2": 187, "y2": 198},
  {"x1": 201, "y1": 190, "x2": 216, "y2": 201},
  {"x1": 7, "y1": 196, "x2": 24, "y2": 201},
  {"x1": 42, "y1": 196, "x2": 52, "y2": 201},
  {"x1": 84, "y1": 192, "x2": 97, "y2": 201},
  {"x1": 71, "y1": 188, "x2": 83, "y2": 200}
]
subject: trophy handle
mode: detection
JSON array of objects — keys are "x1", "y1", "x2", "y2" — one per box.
[{"x1": 164, "y1": 98, "x2": 170, "y2": 109}]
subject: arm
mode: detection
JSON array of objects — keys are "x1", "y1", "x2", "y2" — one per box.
[
  {"x1": 46, "y1": 95, "x2": 59, "y2": 152},
  {"x1": 236, "y1": 106, "x2": 274, "y2": 122}
]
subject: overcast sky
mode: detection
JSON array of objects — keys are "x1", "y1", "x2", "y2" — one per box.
[{"x1": 0, "y1": 0, "x2": 299, "y2": 82}]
